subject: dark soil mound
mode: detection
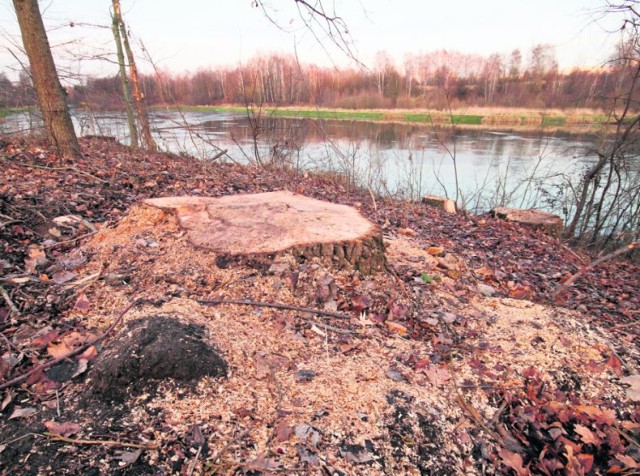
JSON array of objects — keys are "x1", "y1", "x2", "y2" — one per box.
[{"x1": 91, "y1": 316, "x2": 227, "y2": 402}]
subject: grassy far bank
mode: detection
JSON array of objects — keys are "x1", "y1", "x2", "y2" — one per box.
[
  {"x1": 0, "y1": 107, "x2": 28, "y2": 119},
  {"x1": 171, "y1": 104, "x2": 613, "y2": 132},
  {"x1": 1, "y1": 104, "x2": 613, "y2": 132}
]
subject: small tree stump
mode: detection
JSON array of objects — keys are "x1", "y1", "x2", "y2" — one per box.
[
  {"x1": 422, "y1": 194, "x2": 457, "y2": 214},
  {"x1": 491, "y1": 207, "x2": 564, "y2": 236},
  {"x1": 144, "y1": 191, "x2": 386, "y2": 273}
]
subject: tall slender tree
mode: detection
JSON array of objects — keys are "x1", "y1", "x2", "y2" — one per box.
[
  {"x1": 111, "y1": 3, "x2": 138, "y2": 148},
  {"x1": 12, "y1": 0, "x2": 81, "y2": 158},
  {"x1": 112, "y1": 0, "x2": 156, "y2": 151}
]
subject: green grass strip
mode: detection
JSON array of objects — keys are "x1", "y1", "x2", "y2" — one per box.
[{"x1": 0, "y1": 107, "x2": 27, "y2": 119}]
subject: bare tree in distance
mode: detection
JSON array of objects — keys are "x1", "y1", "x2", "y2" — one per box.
[
  {"x1": 253, "y1": 0, "x2": 363, "y2": 67},
  {"x1": 12, "y1": 0, "x2": 81, "y2": 158}
]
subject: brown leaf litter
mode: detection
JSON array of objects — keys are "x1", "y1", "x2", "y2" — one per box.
[{"x1": 1, "y1": 136, "x2": 639, "y2": 475}]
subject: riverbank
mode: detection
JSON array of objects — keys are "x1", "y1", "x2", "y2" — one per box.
[
  {"x1": 0, "y1": 105, "x2": 612, "y2": 133},
  {"x1": 0, "y1": 107, "x2": 27, "y2": 119},
  {"x1": 0, "y1": 135, "x2": 638, "y2": 474},
  {"x1": 171, "y1": 104, "x2": 612, "y2": 133}
]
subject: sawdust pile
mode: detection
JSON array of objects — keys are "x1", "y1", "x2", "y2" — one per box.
[{"x1": 61, "y1": 203, "x2": 635, "y2": 475}]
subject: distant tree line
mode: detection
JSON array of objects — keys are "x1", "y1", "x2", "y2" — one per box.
[
  {"x1": 0, "y1": 71, "x2": 36, "y2": 108},
  {"x1": 1, "y1": 44, "x2": 633, "y2": 111}
]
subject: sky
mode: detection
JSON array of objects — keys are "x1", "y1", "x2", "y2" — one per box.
[{"x1": 0, "y1": 0, "x2": 626, "y2": 81}]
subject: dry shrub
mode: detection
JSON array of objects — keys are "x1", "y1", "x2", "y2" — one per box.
[{"x1": 522, "y1": 116, "x2": 543, "y2": 126}]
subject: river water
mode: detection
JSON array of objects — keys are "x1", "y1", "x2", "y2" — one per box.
[{"x1": 2, "y1": 109, "x2": 600, "y2": 215}]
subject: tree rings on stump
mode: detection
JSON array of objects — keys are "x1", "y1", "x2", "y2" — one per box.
[{"x1": 144, "y1": 191, "x2": 386, "y2": 273}]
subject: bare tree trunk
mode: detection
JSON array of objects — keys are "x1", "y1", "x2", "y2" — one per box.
[
  {"x1": 111, "y1": 4, "x2": 138, "y2": 148},
  {"x1": 112, "y1": 0, "x2": 155, "y2": 151},
  {"x1": 12, "y1": 0, "x2": 81, "y2": 159}
]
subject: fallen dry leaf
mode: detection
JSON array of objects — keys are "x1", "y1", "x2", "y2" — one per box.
[
  {"x1": 52, "y1": 270, "x2": 78, "y2": 285},
  {"x1": 608, "y1": 354, "x2": 624, "y2": 377},
  {"x1": 274, "y1": 419, "x2": 293, "y2": 443},
  {"x1": 574, "y1": 424, "x2": 600, "y2": 445},
  {"x1": 74, "y1": 294, "x2": 91, "y2": 314},
  {"x1": 44, "y1": 420, "x2": 81, "y2": 437},
  {"x1": 52, "y1": 215, "x2": 83, "y2": 227},
  {"x1": 61, "y1": 331, "x2": 91, "y2": 347},
  {"x1": 71, "y1": 359, "x2": 89, "y2": 379},
  {"x1": 79, "y1": 345, "x2": 98, "y2": 361},
  {"x1": 423, "y1": 364, "x2": 451, "y2": 387},
  {"x1": 296, "y1": 444, "x2": 319, "y2": 465},
  {"x1": 24, "y1": 245, "x2": 46, "y2": 273},
  {"x1": 242, "y1": 454, "x2": 281, "y2": 473},
  {"x1": 0, "y1": 391, "x2": 12, "y2": 412},
  {"x1": 114, "y1": 448, "x2": 142, "y2": 466},
  {"x1": 47, "y1": 341, "x2": 72, "y2": 359},
  {"x1": 397, "y1": 227, "x2": 417, "y2": 236},
  {"x1": 498, "y1": 447, "x2": 529, "y2": 476},
  {"x1": 620, "y1": 374, "x2": 640, "y2": 401},
  {"x1": 9, "y1": 406, "x2": 36, "y2": 420},
  {"x1": 474, "y1": 267, "x2": 496, "y2": 281},
  {"x1": 31, "y1": 329, "x2": 59, "y2": 349},
  {"x1": 573, "y1": 405, "x2": 616, "y2": 425},
  {"x1": 386, "y1": 321, "x2": 408, "y2": 335},
  {"x1": 614, "y1": 453, "x2": 640, "y2": 469},
  {"x1": 508, "y1": 285, "x2": 534, "y2": 300},
  {"x1": 294, "y1": 424, "x2": 321, "y2": 447},
  {"x1": 427, "y1": 246, "x2": 444, "y2": 256}
]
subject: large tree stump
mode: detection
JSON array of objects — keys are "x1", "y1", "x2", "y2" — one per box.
[{"x1": 144, "y1": 191, "x2": 386, "y2": 273}]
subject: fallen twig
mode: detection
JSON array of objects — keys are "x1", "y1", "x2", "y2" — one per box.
[
  {"x1": 187, "y1": 444, "x2": 203, "y2": 476},
  {"x1": 615, "y1": 426, "x2": 640, "y2": 451},
  {"x1": 0, "y1": 219, "x2": 22, "y2": 229},
  {"x1": 197, "y1": 298, "x2": 352, "y2": 319},
  {"x1": 0, "y1": 433, "x2": 40, "y2": 449},
  {"x1": 487, "y1": 399, "x2": 509, "y2": 429},
  {"x1": 552, "y1": 241, "x2": 639, "y2": 301},
  {"x1": 44, "y1": 231, "x2": 97, "y2": 249},
  {"x1": 560, "y1": 242, "x2": 588, "y2": 265},
  {"x1": 43, "y1": 433, "x2": 158, "y2": 450},
  {"x1": 209, "y1": 430, "x2": 250, "y2": 467},
  {"x1": 208, "y1": 148, "x2": 228, "y2": 162},
  {"x1": 0, "y1": 300, "x2": 138, "y2": 391},
  {"x1": 0, "y1": 285, "x2": 20, "y2": 315},
  {"x1": 0, "y1": 331, "x2": 23, "y2": 356},
  {"x1": 613, "y1": 318, "x2": 640, "y2": 329},
  {"x1": 301, "y1": 318, "x2": 356, "y2": 335}
]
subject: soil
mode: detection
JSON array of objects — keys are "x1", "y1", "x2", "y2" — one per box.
[
  {"x1": 0, "y1": 135, "x2": 639, "y2": 475},
  {"x1": 91, "y1": 316, "x2": 228, "y2": 402}
]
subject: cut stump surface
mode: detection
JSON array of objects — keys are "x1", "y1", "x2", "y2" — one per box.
[
  {"x1": 145, "y1": 191, "x2": 385, "y2": 273},
  {"x1": 491, "y1": 207, "x2": 564, "y2": 236}
]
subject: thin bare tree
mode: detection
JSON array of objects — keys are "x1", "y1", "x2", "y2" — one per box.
[
  {"x1": 112, "y1": 0, "x2": 155, "y2": 150},
  {"x1": 111, "y1": 1, "x2": 138, "y2": 148}
]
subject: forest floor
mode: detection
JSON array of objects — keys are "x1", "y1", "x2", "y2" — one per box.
[{"x1": 0, "y1": 135, "x2": 639, "y2": 475}]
